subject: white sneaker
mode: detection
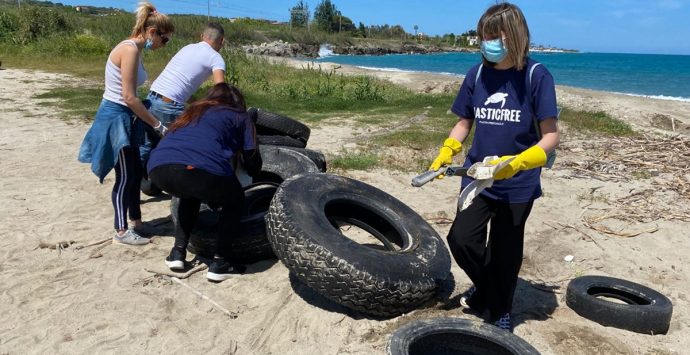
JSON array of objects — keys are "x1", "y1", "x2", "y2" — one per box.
[{"x1": 113, "y1": 229, "x2": 149, "y2": 245}]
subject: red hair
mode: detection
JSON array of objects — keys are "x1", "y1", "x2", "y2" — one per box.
[{"x1": 169, "y1": 83, "x2": 248, "y2": 132}]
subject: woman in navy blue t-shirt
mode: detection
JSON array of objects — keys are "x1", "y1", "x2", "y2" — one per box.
[
  {"x1": 148, "y1": 83, "x2": 261, "y2": 282},
  {"x1": 429, "y1": 3, "x2": 560, "y2": 332}
]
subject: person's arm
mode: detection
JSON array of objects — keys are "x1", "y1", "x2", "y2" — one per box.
[
  {"x1": 537, "y1": 117, "x2": 559, "y2": 153},
  {"x1": 448, "y1": 117, "x2": 473, "y2": 144},
  {"x1": 119, "y1": 45, "x2": 163, "y2": 129},
  {"x1": 212, "y1": 69, "x2": 225, "y2": 84}
]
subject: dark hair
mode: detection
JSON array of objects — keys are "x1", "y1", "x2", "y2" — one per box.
[
  {"x1": 169, "y1": 83, "x2": 247, "y2": 132},
  {"x1": 203, "y1": 22, "x2": 225, "y2": 40}
]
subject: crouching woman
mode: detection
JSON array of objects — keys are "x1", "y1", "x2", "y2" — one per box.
[{"x1": 147, "y1": 83, "x2": 262, "y2": 282}]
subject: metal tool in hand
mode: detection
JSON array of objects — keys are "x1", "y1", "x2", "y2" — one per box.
[
  {"x1": 411, "y1": 166, "x2": 469, "y2": 187},
  {"x1": 457, "y1": 156, "x2": 516, "y2": 212}
]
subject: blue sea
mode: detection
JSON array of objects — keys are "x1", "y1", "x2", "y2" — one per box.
[{"x1": 314, "y1": 51, "x2": 690, "y2": 102}]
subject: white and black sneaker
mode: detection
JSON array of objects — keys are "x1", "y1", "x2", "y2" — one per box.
[
  {"x1": 207, "y1": 259, "x2": 246, "y2": 282},
  {"x1": 459, "y1": 285, "x2": 477, "y2": 308},
  {"x1": 165, "y1": 248, "x2": 186, "y2": 271}
]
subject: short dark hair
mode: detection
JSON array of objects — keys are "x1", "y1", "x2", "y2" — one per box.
[{"x1": 203, "y1": 22, "x2": 225, "y2": 40}]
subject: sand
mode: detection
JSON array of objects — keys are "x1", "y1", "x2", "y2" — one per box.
[{"x1": 0, "y1": 62, "x2": 688, "y2": 354}]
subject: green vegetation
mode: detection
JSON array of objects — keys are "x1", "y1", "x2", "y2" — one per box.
[
  {"x1": 330, "y1": 151, "x2": 379, "y2": 171},
  {"x1": 559, "y1": 107, "x2": 636, "y2": 136}
]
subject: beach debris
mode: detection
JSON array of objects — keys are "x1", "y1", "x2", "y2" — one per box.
[
  {"x1": 144, "y1": 263, "x2": 208, "y2": 280},
  {"x1": 170, "y1": 276, "x2": 238, "y2": 319},
  {"x1": 562, "y1": 135, "x2": 690, "y2": 224},
  {"x1": 37, "y1": 240, "x2": 74, "y2": 251},
  {"x1": 74, "y1": 237, "x2": 111, "y2": 250},
  {"x1": 564, "y1": 255, "x2": 574, "y2": 262}
]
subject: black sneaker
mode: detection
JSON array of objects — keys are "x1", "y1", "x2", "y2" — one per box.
[
  {"x1": 165, "y1": 248, "x2": 186, "y2": 271},
  {"x1": 207, "y1": 259, "x2": 246, "y2": 282}
]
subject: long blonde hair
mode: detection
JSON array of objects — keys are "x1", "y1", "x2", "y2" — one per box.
[
  {"x1": 477, "y1": 2, "x2": 530, "y2": 70},
  {"x1": 130, "y1": 2, "x2": 174, "y2": 38}
]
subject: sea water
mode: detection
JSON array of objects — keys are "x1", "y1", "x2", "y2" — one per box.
[{"x1": 314, "y1": 51, "x2": 690, "y2": 102}]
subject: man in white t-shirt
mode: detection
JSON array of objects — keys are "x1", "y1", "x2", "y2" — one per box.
[{"x1": 140, "y1": 22, "x2": 227, "y2": 186}]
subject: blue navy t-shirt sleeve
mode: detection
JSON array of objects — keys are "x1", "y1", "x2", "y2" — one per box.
[
  {"x1": 450, "y1": 65, "x2": 481, "y2": 119},
  {"x1": 241, "y1": 114, "x2": 257, "y2": 151},
  {"x1": 531, "y1": 65, "x2": 558, "y2": 121}
]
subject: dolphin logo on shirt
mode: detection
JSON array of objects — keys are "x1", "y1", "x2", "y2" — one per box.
[{"x1": 484, "y1": 92, "x2": 508, "y2": 108}]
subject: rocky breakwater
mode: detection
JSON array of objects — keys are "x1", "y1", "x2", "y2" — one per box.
[
  {"x1": 332, "y1": 43, "x2": 478, "y2": 56},
  {"x1": 242, "y1": 40, "x2": 320, "y2": 58}
]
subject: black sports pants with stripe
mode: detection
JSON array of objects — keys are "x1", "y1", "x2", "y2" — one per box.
[{"x1": 112, "y1": 146, "x2": 142, "y2": 230}]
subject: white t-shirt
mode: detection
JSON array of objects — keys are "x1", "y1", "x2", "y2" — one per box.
[{"x1": 150, "y1": 41, "x2": 226, "y2": 103}]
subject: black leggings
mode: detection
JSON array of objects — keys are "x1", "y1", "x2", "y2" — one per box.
[
  {"x1": 112, "y1": 146, "x2": 142, "y2": 230},
  {"x1": 446, "y1": 194, "x2": 533, "y2": 322},
  {"x1": 149, "y1": 164, "x2": 244, "y2": 259}
]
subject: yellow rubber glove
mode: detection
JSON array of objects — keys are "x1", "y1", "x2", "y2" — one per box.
[
  {"x1": 490, "y1": 145, "x2": 547, "y2": 180},
  {"x1": 429, "y1": 138, "x2": 462, "y2": 179}
]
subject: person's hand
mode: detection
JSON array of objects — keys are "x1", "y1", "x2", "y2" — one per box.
[
  {"x1": 153, "y1": 121, "x2": 168, "y2": 137},
  {"x1": 429, "y1": 138, "x2": 462, "y2": 179},
  {"x1": 490, "y1": 145, "x2": 547, "y2": 180}
]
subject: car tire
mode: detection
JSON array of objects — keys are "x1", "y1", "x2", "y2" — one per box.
[
  {"x1": 387, "y1": 318, "x2": 540, "y2": 355},
  {"x1": 565, "y1": 275, "x2": 673, "y2": 334}
]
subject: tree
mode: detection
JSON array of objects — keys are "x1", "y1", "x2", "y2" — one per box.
[
  {"x1": 313, "y1": 0, "x2": 338, "y2": 32},
  {"x1": 358, "y1": 22, "x2": 366, "y2": 37},
  {"x1": 289, "y1": 0, "x2": 309, "y2": 28}
]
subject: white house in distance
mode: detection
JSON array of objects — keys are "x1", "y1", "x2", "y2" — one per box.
[{"x1": 467, "y1": 36, "x2": 478, "y2": 46}]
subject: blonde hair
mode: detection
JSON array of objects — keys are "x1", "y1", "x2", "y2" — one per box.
[
  {"x1": 130, "y1": 2, "x2": 174, "y2": 38},
  {"x1": 477, "y1": 2, "x2": 530, "y2": 70}
]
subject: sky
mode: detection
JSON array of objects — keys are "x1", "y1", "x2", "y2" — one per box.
[{"x1": 40, "y1": 0, "x2": 690, "y2": 55}]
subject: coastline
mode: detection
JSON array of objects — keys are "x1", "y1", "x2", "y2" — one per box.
[{"x1": 268, "y1": 55, "x2": 690, "y2": 135}]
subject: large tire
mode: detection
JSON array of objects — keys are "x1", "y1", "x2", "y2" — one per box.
[
  {"x1": 266, "y1": 173, "x2": 451, "y2": 317},
  {"x1": 140, "y1": 176, "x2": 162, "y2": 196},
  {"x1": 388, "y1": 318, "x2": 540, "y2": 355},
  {"x1": 170, "y1": 182, "x2": 279, "y2": 263},
  {"x1": 257, "y1": 135, "x2": 307, "y2": 148},
  {"x1": 566, "y1": 275, "x2": 673, "y2": 334},
  {"x1": 254, "y1": 108, "x2": 310, "y2": 143}
]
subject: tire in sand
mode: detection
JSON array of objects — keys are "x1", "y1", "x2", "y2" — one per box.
[
  {"x1": 566, "y1": 275, "x2": 673, "y2": 334},
  {"x1": 266, "y1": 173, "x2": 451, "y2": 317},
  {"x1": 388, "y1": 318, "x2": 540, "y2": 355}
]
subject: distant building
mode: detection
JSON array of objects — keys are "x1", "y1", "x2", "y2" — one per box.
[
  {"x1": 467, "y1": 36, "x2": 478, "y2": 46},
  {"x1": 75, "y1": 6, "x2": 91, "y2": 13}
]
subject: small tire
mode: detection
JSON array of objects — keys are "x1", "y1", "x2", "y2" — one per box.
[
  {"x1": 388, "y1": 318, "x2": 540, "y2": 355},
  {"x1": 140, "y1": 176, "x2": 162, "y2": 196},
  {"x1": 266, "y1": 173, "x2": 451, "y2": 317},
  {"x1": 256, "y1": 145, "x2": 319, "y2": 183},
  {"x1": 275, "y1": 146, "x2": 327, "y2": 172},
  {"x1": 255, "y1": 108, "x2": 310, "y2": 143},
  {"x1": 565, "y1": 275, "x2": 673, "y2": 334}
]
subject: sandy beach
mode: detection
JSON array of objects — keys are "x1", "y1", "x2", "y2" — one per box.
[{"x1": 0, "y1": 61, "x2": 689, "y2": 354}]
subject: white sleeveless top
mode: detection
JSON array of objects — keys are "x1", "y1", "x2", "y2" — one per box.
[{"x1": 103, "y1": 40, "x2": 147, "y2": 106}]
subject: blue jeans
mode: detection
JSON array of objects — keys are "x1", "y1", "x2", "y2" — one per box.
[{"x1": 139, "y1": 92, "x2": 185, "y2": 169}]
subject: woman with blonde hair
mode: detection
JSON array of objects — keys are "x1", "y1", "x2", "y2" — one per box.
[
  {"x1": 79, "y1": 2, "x2": 174, "y2": 245},
  {"x1": 429, "y1": 2, "x2": 560, "y2": 331}
]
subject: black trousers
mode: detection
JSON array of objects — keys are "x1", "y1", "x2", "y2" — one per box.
[
  {"x1": 149, "y1": 164, "x2": 245, "y2": 259},
  {"x1": 447, "y1": 194, "x2": 533, "y2": 321}
]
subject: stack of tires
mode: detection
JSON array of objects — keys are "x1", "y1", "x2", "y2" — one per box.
[{"x1": 171, "y1": 108, "x2": 326, "y2": 264}]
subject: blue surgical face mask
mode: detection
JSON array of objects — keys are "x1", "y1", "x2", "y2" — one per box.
[
  {"x1": 481, "y1": 38, "x2": 507, "y2": 63},
  {"x1": 144, "y1": 38, "x2": 153, "y2": 50}
]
